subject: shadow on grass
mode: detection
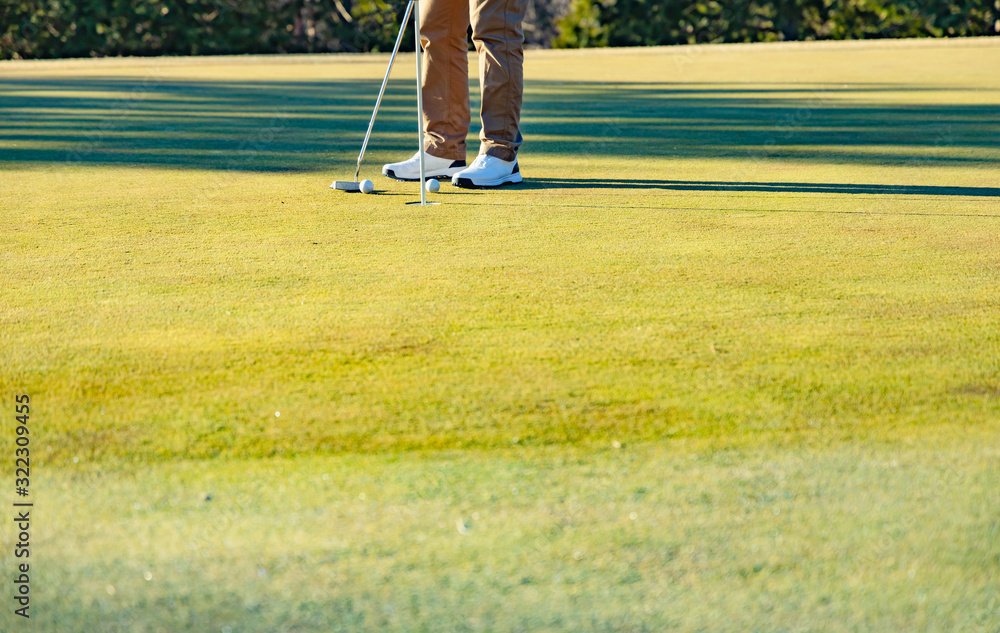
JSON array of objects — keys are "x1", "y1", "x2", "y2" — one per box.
[
  {"x1": 520, "y1": 178, "x2": 1000, "y2": 197},
  {"x1": 0, "y1": 74, "x2": 998, "y2": 172}
]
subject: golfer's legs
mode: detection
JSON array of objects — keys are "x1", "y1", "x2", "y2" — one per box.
[
  {"x1": 420, "y1": 0, "x2": 471, "y2": 161},
  {"x1": 470, "y1": 0, "x2": 528, "y2": 161}
]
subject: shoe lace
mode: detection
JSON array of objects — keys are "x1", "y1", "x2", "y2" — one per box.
[{"x1": 471, "y1": 154, "x2": 492, "y2": 168}]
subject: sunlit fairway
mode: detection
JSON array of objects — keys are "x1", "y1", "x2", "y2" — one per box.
[{"x1": 1, "y1": 38, "x2": 999, "y2": 632}]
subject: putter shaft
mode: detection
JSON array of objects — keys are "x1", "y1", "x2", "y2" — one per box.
[{"x1": 354, "y1": 0, "x2": 415, "y2": 182}]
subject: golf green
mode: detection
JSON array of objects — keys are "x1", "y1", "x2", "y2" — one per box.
[{"x1": 1, "y1": 38, "x2": 999, "y2": 632}]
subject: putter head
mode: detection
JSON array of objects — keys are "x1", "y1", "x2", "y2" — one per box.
[{"x1": 330, "y1": 180, "x2": 361, "y2": 192}]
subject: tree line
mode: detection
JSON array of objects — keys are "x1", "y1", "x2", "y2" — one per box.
[{"x1": 1, "y1": 0, "x2": 996, "y2": 60}]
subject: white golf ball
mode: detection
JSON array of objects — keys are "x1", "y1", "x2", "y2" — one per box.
[
  {"x1": 425, "y1": 178, "x2": 440, "y2": 193},
  {"x1": 359, "y1": 179, "x2": 374, "y2": 194}
]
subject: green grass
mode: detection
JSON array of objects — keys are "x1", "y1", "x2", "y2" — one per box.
[{"x1": 1, "y1": 38, "x2": 1000, "y2": 631}]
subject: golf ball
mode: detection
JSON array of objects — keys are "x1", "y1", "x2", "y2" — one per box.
[
  {"x1": 425, "y1": 178, "x2": 440, "y2": 193},
  {"x1": 360, "y1": 179, "x2": 374, "y2": 194}
]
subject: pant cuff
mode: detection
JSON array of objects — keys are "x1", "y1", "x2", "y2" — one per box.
[
  {"x1": 482, "y1": 144, "x2": 516, "y2": 162},
  {"x1": 425, "y1": 140, "x2": 466, "y2": 162}
]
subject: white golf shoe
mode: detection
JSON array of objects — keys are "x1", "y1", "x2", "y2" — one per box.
[
  {"x1": 451, "y1": 154, "x2": 522, "y2": 189},
  {"x1": 382, "y1": 151, "x2": 466, "y2": 181}
]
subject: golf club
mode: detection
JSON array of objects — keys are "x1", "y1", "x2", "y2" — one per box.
[{"x1": 330, "y1": 0, "x2": 415, "y2": 193}]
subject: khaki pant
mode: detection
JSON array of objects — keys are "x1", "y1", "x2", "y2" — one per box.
[{"x1": 419, "y1": 0, "x2": 528, "y2": 162}]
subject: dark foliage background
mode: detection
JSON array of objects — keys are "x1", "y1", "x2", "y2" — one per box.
[
  {"x1": 553, "y1": 0, "x2": 998, "y2": 47},
  {"x1": 1, "y1": 0, "x2": 394, "y2": 59},
  {"x1": 0, "y1": 0, "x2": 996, "y2": 59}
]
